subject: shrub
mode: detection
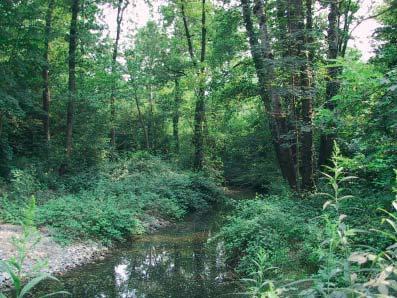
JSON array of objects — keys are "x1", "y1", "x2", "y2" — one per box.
[
  {"x1": 37, "y1": 195, "x2": 144, "y2": 245},
  {"x1": 1, "y1": 153, "x2": 224, "y2": 244},
  {"x1": 217, "y1": 194, "x2": 320, "y2": 275}
]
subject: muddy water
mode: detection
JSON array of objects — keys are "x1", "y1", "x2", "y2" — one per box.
[{"x1": 33, "y1": 209, "x2": 244, "y2": 298}]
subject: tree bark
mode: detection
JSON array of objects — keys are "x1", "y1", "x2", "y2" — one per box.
[
  {"x1": 318, "y1": 0, "x2": 339, "y2": 167},
  {"x1": 173, "y1": 78, "x2": 181, "y2": 153},
  {"x1": 0, "y1": 112, "x2": 3, "y2": 138},
  {"x1": 180, "y1": 0, "x2": 207, "y2": 171},
  {"x1": 42, "y1": 0, "x2": 55, "y2": 147},
  {"x1": 66, "y1": 0, "x2": 79, "y2": 159},
  {"x1": 134, "y1": 92, "x2": 149, "y2": 150},
  {"x1": 181, "y1": 2, "x2": 197, "y2": 68},
  {"x1": 192, "y1": 0, "x2": 207, "y2": 170},
  {"x1": 299, "y1": 0, "x2": 315, "y2": 190},
  {"x1": 147, "y1": 84, "x2": 154, "y2": 150},
  {"x1": 110, "y1": 0, "x2": 128, "y2": 148},
  {"x1": 242, "y1": 0, "x2": 297, "y2": 189}
]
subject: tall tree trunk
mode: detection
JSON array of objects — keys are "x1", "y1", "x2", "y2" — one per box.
[
  {"x1": 180, "y1": 0, "x2": 207, "y2": 171},
  {"x1": 318, "y1": 0, "x2": 339, "y2": 167},
  {"x1": 173, "y1": 78, "x2": 181, "y2": 153},
  {"x1": 242, "y1": 0, "x2": 297, "y2": 189},
  {"x1": 192, "y1": 0, "x2": 207, "y2": 170},
  {"x1": 42, "y1": 0, "x2": 54, "y2": 147},
  {"x1": 66, "y1": 0, "x2": 79, "y2": 159},
  {"x1": 181, "y1": 2, "x2": 197, "y2": 67},
  {"x1": 0, "y1": 112, "x2": 3, "y2": 138},
  {"x1": 134, "y1": 92, "x2": 149, "y2": 150},
  {"x1": 110, "y1": 0, "x2": 128, "y2": 148},
  {"x1": 193, "y1": 81, "x2": 205, "y2": 170},
  {"x1": 299, "y1": 0, "x2": 315, "y2": 190},
  {"x1": 147, "y1": 84, "x2": 154, "y2": 150}
]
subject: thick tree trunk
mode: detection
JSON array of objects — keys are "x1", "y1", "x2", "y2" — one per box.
[
  {"x1": 42, "y1": 0, "x2": 54, "y2": 147},
  {"x1": 242, "y1": 0, "x2": 297, "y2": 189},
  {"x1": 110, "y1": 0, "x2": 128, "y2": 148},
  {"x1": 173, "y1": 78, "x2": 181, "y2": 153},
  {"x1": 66, "y1": 0, "x2": 79, "y2": 159},
  {"x1": 193, "y1": 78, "x2": 205, "y2": 170},
  {"x1": 298, "y1": 0, "x2": 315, "y2": 190},
  {"x1": 318, "y1": 0, "x2": 339, "y2": 167},
  {"x1": 192, "y1": 0, "x2": 207, "y2": 170},
  {"x1": 0, "y1": 112, "x2": 3, "y2": 138},
  {"x1": 180, "y1": 0, "x2": 207, "y2": 171}
]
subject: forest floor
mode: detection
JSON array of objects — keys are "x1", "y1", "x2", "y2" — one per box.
[{"x1": 0, "y1": 216, "x2": 171, "y2": 288}]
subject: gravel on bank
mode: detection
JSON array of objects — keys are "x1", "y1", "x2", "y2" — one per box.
[
  {"x1": 0, "y1": 224, "x2": 109, "y2": 288},
  {"x1": 0, "y1": 216, "x2": 171, "y2": 288}
]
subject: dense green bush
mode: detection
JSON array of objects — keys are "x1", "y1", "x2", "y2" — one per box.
[
  {"x1": 37, "y1": 195, "x2": 144, "y2": 245},
  {"x1": 217, "y1": 195, "x2": 320, "y2": 276},
  {"x1": 0, "y1": 153, "x2": 224, "y2": 244}
]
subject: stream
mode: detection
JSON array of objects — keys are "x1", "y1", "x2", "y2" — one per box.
[{"x1": 33, "y1": 207, "x2": 243, "y2": 298}]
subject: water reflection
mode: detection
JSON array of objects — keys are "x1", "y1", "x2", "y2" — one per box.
[{"x1": 34, "y1": 212, "x2": 241, "y2": 298}]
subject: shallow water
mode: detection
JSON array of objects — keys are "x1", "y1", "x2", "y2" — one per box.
[{"x1": 33, "y1": 209, "x2": 243, "y2": 298}]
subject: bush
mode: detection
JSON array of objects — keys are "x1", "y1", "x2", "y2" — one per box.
[
  {"x1": 217, "y1": 195, "x2": 320, "y2": 276},
  {"x1": 37, "y1": 194, "x2": 143, "y2": 245},
  {"x1": 1, "y1": 153, "x2": 224, "y2": 244}
]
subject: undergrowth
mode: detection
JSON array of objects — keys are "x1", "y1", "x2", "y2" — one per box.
[
  {"x1": 218, "y1": 143, "x2": 396, "y2": 297},
  {"x1": 0, "y1": 153, "x2": 224, "y2": 245}
]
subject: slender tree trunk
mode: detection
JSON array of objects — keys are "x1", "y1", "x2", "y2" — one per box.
[
  {"x1": 318, "y1": 0, "x2": 339, "y2": 167},
  {"x1": 110, "y1": 0, "x2": 128, "y2": 148},
  {"x1": 147, "y1": 84, "x2": 155, "y2": 150},
  {"x1": 181, "y1": 2, "x2": 197, "y2": 67},
  {"x1": 134, "y1": 92, "x2": 149, "y2": 150},
  {"x1": 66, "y1": 0, "x2": 79, "y2": 159},
  {"x1": 173, "y1": 78, "x2": 181, "y2": 153},
  {"x1": 243, "y1": 0, "x2": 297, "y2": 189},
  {"x1": 42, "y1": 0, "x2": 54, "y2": 147}
]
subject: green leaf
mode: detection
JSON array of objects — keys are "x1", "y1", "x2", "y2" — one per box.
[{"x1": 19, "y1": 274, "x2": 59, "y2": 298}]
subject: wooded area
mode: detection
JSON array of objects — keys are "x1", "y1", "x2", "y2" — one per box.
[
  {"x1": 1, "y1": 0, "x2": 396, "y2": 191},
  {"x1": 0, "y1": 0, "x2": 396, "y2": 296}
]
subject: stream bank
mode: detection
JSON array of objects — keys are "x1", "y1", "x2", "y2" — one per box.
[
  {"x1": 0, "y1": 217, "x2": 171, "y2": 289},
  {"x1": 30, "y1": 206, "x2": 242, "y2": 297}
]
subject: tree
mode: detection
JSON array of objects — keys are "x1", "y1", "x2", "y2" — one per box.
[
  {"x1": 110, "y1": 0, "x2": 129, "y2": 148},
  {"x1": 42, "y1": 0, "x2": 55, "y2": 147},
  {"x1": 241, "y1": 0, "x2": 298, "y2": 189},
  {"x1": 318, "y1": 0, "x2": 360, "y2": 167},
  {"x1": 66, "y1": 0, "x2": 79, "y2": 159},
  {"x1": 180, "y1": 0, "x2": 208, "y2": 170}
]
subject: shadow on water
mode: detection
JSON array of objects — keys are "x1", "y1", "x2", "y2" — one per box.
[{"x1": 33, "y1": 208, "x2": 245, "y2": 298}]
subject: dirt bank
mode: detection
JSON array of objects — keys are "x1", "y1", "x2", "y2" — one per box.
[{"x1": 0, "y1": 216, "x2": 170, "y2": 288}]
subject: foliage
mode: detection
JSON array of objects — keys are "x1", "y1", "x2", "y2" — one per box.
[
  {"x1": 217, "y1": 194, "x2": 320, "y2": 275},
  {"x1": 324, "y1": 58, "x2": 397, "y2": 189},
  {"x1": 1, "y1": 153, "x2": 224, "y2": 244},
  {"x1": 241, "y1": 248, "x2": 282, "y2": 298},
  {"x1": 0, "y1": 197, "x2": 68, "y2": 298},
  {"x1": 0, "y1": 0, "x2": 396, "y2": 296},
  {"x1": 225, "y1": 144, "x2": 397, "y2": 297}
]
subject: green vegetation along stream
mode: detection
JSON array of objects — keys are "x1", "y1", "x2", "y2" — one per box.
[{"x1": 33, "y1": 208, "x2": 242, "y2": 298}]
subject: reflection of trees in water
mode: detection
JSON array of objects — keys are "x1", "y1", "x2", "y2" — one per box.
[
  {"x1": 116, "y1": 232, "x2": 230, "y2": 297},
  {"x1": 33, "y1": 215, "x2": 236, "y2": 297}
]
